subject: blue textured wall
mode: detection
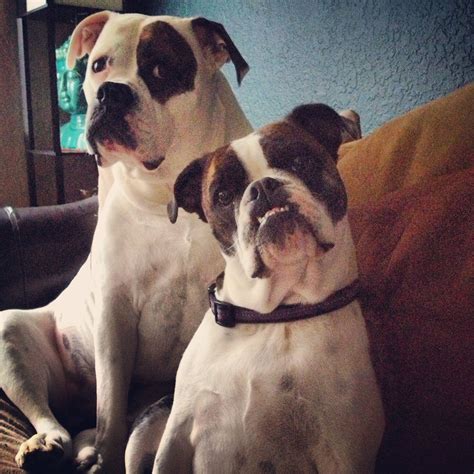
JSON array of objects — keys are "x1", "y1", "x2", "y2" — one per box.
[{"x1": 146, "y1": 0, "x2": 473, "y2": 133}]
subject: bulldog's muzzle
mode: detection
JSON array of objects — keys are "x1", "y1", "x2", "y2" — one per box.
[{"x1": 247, "y1": 177, "x2": 288, "y2": 222}]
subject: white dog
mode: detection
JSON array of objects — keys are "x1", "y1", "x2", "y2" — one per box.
[
  {"x1": 0, "y1": 11, "x2": 251, "y2": 473},
  {"x1": 149, "y1": 104, "x2": 383, "y2": 473}
]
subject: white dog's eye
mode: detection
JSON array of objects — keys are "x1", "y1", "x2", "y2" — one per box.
[
  {"x1": 92, "y1": 56, "x2": 109, "y2": 73},
  {"x1": 152, "y1": 65, "x2": 162, "y2": 79}
]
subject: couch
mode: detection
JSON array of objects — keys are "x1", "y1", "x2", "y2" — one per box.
[
  {"x1": 0, "y1": 197, "x2": 97, "y2": 473},
  {"x1": 339, "y1": 82, "x2": 474, "y2": 472},
  {"x1": 0, "y1": 83, "x2": 472, "y2": 472}
]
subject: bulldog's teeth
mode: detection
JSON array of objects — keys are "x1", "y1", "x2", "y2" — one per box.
[{"x1": 258, "y1": 205, "x2": 290, "y2": 225}]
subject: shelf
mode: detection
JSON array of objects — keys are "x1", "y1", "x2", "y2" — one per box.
[
  {"x1": 17, "y1": 1, "x2": 139, "y2": 206},
  {"x1": 28, "y1": 149, "x2": 89, "y2": 156}
]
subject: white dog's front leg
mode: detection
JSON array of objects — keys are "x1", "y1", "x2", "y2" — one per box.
[
  {"x1": 92, "y1": 294, "x2": 138, "y2": 474},
  {"x1": 153, "y1": 417, "x2": 194, "y2": 474}
]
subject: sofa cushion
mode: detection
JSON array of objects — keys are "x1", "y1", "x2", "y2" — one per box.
[
  {"x1": 0, "y1": 391, "x2": 35, "y2": 474},
  {"x1": 338, "y1": 82, "x2": 474, "y2": 206},
  {"x1": 350, "y1": 168, "x2": 474, "y2": 472},
  {"x1": 338, "y1": 83, "x2": 474, "y2": 471},
  {"x1": 0, "y1": 197, "x2": 98, "y2": 310}
]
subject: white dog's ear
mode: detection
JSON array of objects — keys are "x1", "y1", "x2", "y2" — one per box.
[
  {"x1": 168, "y1": 156, "x2": 208, "y2": 223},
  {"x1": 287, "y1": 103, "x2": 349, "y2": 162},
  {"x1": 67, "y1": 11, "x2": 114, "y2": 69},
  {"x1": 191, "y1": 17, "x2": 249, "y2": 85}
]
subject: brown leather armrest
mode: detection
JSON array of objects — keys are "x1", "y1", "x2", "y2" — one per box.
[{"x1": 0, "y1": 197, "x2": 98, "y2": 310}]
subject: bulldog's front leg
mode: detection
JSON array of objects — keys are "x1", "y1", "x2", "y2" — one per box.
[
  {"x1": 153, "y1": 416, "x2": 194, "y2": 474},
  {"x1": 91, "y1": 294, "x2": 138, "y2": 474}
]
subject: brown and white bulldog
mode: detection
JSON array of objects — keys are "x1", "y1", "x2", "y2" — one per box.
[
  {"x1": 0, "y1": 11, "x2": 252, "y2": 473},
  {"x1": 149, "y1": 104, "x2": 383, "y2": 473}
]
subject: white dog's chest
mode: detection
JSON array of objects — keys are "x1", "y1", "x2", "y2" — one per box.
[
  {"x1": 131, "y1": 218, "x2": 223, "y2": 380},
  {"x1": 188, "y1": 353, "x2": 320, "y2": 473},
  {"x1": 54, "y1": 198, "x2": 223, "y2": 385},
  {"x1": 107, "y1": 209, "x2": 223, "y2": 381}
]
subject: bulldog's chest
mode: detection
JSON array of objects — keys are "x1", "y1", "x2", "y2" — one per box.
[
  {"x1": 191, "y1": 380, "x2": 319, "y2": 474},
  {"x1": 175, "y1": 309, "x2": 382, "y2": 472},
  {"x1": 178, "y1": 321, "x2": 320, "y2": 472}
]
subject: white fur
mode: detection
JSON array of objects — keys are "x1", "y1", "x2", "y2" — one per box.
[
  {"x1": 231, "y1": 132, "x2": 270, "y2": 178},
  {"x1": 0, "y1": 13, "x2": 251, "y2": 474},
  {"x1": 154, "y1": 133, "x2": 384, "y2": 473}
]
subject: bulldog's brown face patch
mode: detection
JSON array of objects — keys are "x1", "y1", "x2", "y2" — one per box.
[
  {"x1": 137, "y1": 21, "x2": 198, "y2": 104},
  {"x1": 259, "y1": 122, "x2": 347, "y2": 223},
  {"x1": 202, "y1": 147, "x2": 249, "y2": 256}
]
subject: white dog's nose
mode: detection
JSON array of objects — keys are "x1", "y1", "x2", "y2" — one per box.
[{"x1": 97, "y1": 82, "x2": 136, "y2": 109}]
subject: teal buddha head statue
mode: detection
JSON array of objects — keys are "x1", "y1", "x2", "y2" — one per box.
[{"x1": 56, "y1": 37, "x2": 88, "y2": 149}]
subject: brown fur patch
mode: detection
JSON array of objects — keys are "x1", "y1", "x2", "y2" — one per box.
[
  {"x1": 137, "y1": 21, "x2": 197, "y2": 104},
  {"x1": 202, "y1": 147, "x2": 248, "y2": 255},
  {"x1": 259, "y1": 122, "x2": 347, "y2": 222},
  {"x1": 279, "y1": 374, "x2": 295, "y2": 392}
]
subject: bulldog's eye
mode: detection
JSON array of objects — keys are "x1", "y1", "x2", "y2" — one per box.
[
  {"x1": 152, "y1": 65, "x2": 162, "y2": 79},
  {"x1": 291, "y1": 156, "x2": 310, "y2": 173},
  {"x1": 92, "y1": 56, "x2": 109, "y2": 73},
  {"x1": 215, "y1": 189, "x2": 234, "y2": 207}
]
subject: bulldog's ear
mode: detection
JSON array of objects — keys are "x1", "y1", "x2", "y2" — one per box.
[
  {"x1": 339, "y1": 109, "x2": 362, "y2": 143},
  {"x1": 168, "y1": 157, "x2": 208, "y2": 224},
  {"x1": 287, "y1": 103, "x2": 348, "y2": 161},
  {"x1": 191, "y1": 17, "x2": 249, "y2": 85},
  {"x1": 67, "y1": 11, "x2": 114, "y2": 69}
]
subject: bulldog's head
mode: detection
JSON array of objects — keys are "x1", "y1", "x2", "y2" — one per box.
[
  {"x1": 67, "y1": 11, "x2": 248, "y2": 174},
  {"x1": 170, "y1": 104, "x2": 357, "y2": 280}
]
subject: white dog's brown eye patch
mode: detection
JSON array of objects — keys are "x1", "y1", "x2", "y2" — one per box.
[{"x1": 137, "y1": 21, "x2": 198, "y2": 104}]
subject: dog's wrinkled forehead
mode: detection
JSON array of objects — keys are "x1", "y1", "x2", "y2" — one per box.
[{"x1": 71, "y1": 12, "x2": 249, "y2": 108}]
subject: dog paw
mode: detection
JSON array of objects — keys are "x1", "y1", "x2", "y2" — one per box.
[
  {"x1": 75, "y1": 452, "x2": 118, "y2": 474},
  {"x1": 78, "y1": 454, "x2": 121, "y2": 474},
  {"x1": 15, "y1": 432, "x2": 67, "y2": 471},
  {"x1": 74, "y1": 445, "x2": 99, "y2": 472}
]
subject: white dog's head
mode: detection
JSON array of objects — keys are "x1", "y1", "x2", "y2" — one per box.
[
  {"x1": 68, "y1": 11, "x2": 248, "y2": 176},
  {"x1": 170, "y1": 104, "x2": 357, "y2": 281}
]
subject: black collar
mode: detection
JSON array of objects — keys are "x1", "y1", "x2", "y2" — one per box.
[{"x1": 208, "y1": 280, "x2": 361, "y2": 328}]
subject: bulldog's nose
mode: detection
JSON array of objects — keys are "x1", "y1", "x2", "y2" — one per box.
[
  {"x1": 97, "y1": 82, "x2": 136, "y2": 109},
  {"x1": 248, "y1": 177, "x2": 283, "y2": 202}
]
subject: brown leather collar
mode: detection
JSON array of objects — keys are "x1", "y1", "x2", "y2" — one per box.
[{"x1": 208, "y1": 280, "x2": 360, "y2": 328}]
